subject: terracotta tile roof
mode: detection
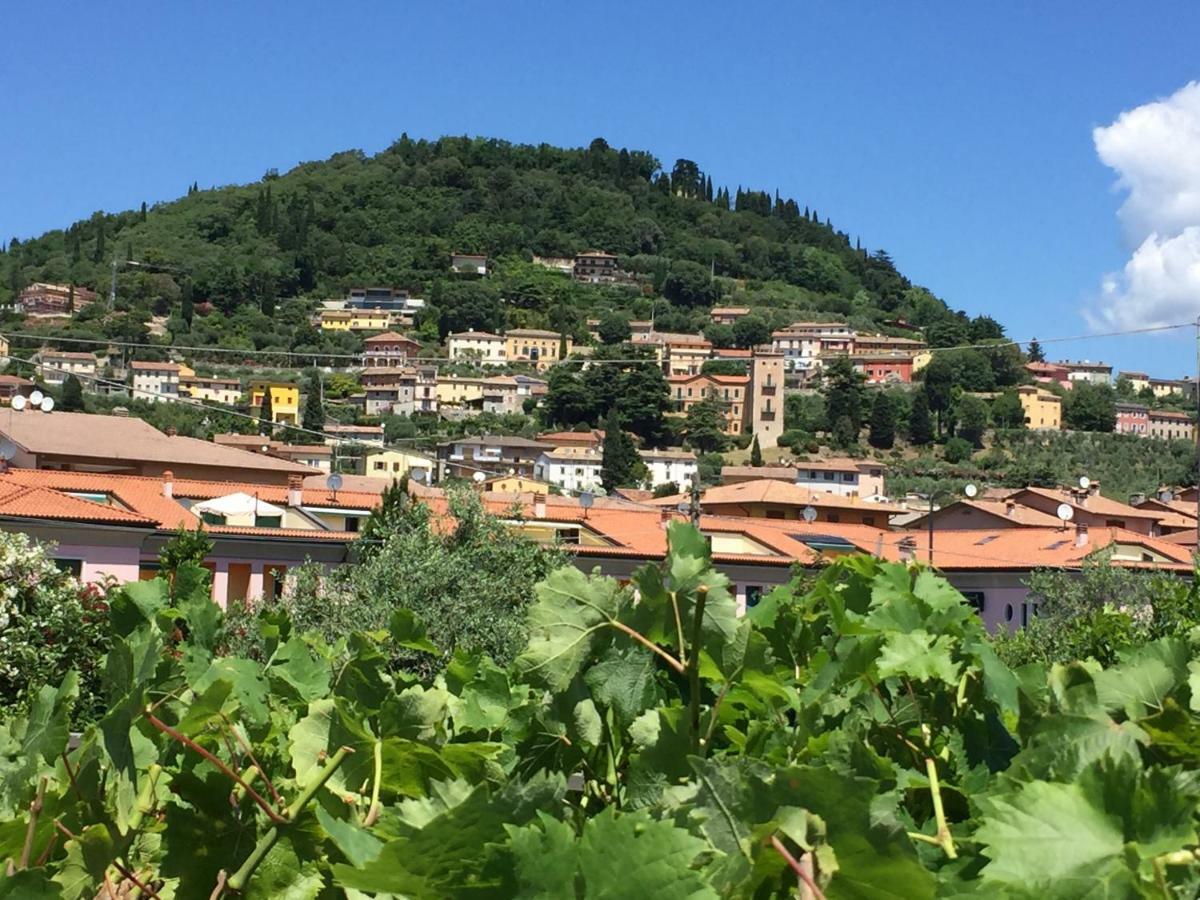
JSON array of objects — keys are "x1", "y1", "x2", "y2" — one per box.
[
  {"x1": 0, "y1": 410, "x2": 314, "y2": 475},
  {"x1": 0, "y1": 484, "x2": 157, "y2": 526},
  {"x1": 42, "y1": 351, "x2": 98, "y2": 361},
  {"x1": 908, "y1": 498, "x2": 1066, "y2": 528},
  {"x1": 129, "y1": 361, "x2": 181, "y2": 371},
  {"x1": 1014, "y1": 487, "x2": 1162, "y2": 521},
  {"x1": 363, "y1": 331, "x2": 419, "y2": 344},
  {"x1": 649, "y1": 479, "x2": 907, "y2": 513},
  {"x1": 505, "y1": 328, "x2": 561, "y2": 338},
  {"x1": 448, "y1": 331, "x2": 504, "y2": 340},
  {"x1": 204, "y1": 525, "x2": 355, "y2": 541},
  {"x1": 711, "y1": 307, "x2": 750, "y2": 315}
]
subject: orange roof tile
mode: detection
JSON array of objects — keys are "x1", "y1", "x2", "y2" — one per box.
[{"x1": 0, "y1": 484, "x2": 157, "y2": 526}]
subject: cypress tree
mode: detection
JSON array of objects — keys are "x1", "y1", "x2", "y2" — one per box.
[
  {"x1": 180, "y1": 281, "x2": 194, "y2": 326},
  {"x1": 140, "y1": 201, "x2": 147, "y2": 222},
  {"x1": 92, "y1": 217, "x2": 105, "y2": 264},
  {"x1": 259, "y1": 386, "x2": 274, "y2": 435},
  {"x1": 58, "y1": 374, "x2": 85, "y2": 412},
  {"x1": 909, "y1": 389, "x2": 934, "y2": 445},
  {"x1": 300, "y1": 370, "x2": 325, "y2": 442},
  {"x1": 558, "y1": 332, "x2": 568, "y2": 360},
  {"x1": 600, "y1": 409, "x2": 647, "y2": 492},
  {"x1": 868, "y1": 393, "x2": 896, "y2": 449},
  {"x1": 67, "y1": 284, "x2": 75, "y2": 314},
  {"x1": 749, "y1": 434, "x2": 763, "y2": 466}
]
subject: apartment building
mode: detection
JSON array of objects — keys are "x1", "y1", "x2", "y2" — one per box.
[
  {"x1": 710, "y1": 307, "x2": 751, "y2": 326},
  {"x1": 1148, "y1": 410, "x2": 1195, "y2": 442},
  {"x1": 668, "y1": 372, "x2": 748, "y2": 435},
  {"x1": 573, "y1": 251, "x2": 621, "y2": 283},
  {"x1": 180, "y1": 375, "x2": 242, "y2": 406},
  {"x1": 248, "y1": 381, "x2": 300, "y2": 425},
  {"x1": 1150, "y1": 378, "x2": 1196, "y2": 400},
  {"x1": 1016, "y1": 385, "x2": 1061, "y2": 430},
  {"x1": 505, "y1": 329, "x2": 571, "y2": 366},
  {"x1": 447, "y1": 331, "x2": 507, "y2": 365},
  {"x1": 1058, "y1": 360, "x2": 1112, "y2": 385},
  {"x1": 347, "y1": 287, "x2": 419, "y2": 312},
  {"x1": 533, "y1": 446, "x2": 603, "y2": 493},
  {"x1": 1119, "y1": 371, "x2": 1150, "y2": 393},
  {"x1": 17, "y1": 282, "x2": 99, "y2": 316},
  {"x1": 850, "y1": 353, "x2": 914, "y2": 384},
  {"x1": 360, "y1": 449, "x2": 435, "y2": 483},
  {"x1": 362, "y1": 368, "x2": 417, "y2": 417},
  {"x1": 130, "y1": 361, "x2": 181, "y2": 402},
  {"x1": 437, "y1": 434, "x2": 552, "y2": 480},
  {"x1": 38, "y1": 351, "x2": 98, "y2": 388},
  {"x1": 0, "y1": 376, "x2": 35, "y2": 406},
  {"x1": 323, "y1": 424, "x2": 386, "y2": 447},
  {"x1": 362, "y1": 331, "x2": 421, "y2": 367},
  {"x1": 722, "y1": 460, "x2": 888, "y2": 498},
  {"x1": 640, "y1": 448, "x2": 697, "y2": 489},
  {"x1": 771, "y1": 322, "x2": 854, "y2": 373},
  {"x1": 1115, "y1": 402, "x2": 1150, "y2": 435}
]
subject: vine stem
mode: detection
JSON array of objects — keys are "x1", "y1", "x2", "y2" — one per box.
[
  {"x1": 687, "y1": 586, "x2": 708, "y2": 754},
  {"x1": 144, "y1": 710, "x2": 287, "y2": 825},
  {"x1": 18, "y1": 776, "x2": 47, "y2": 869},
  {"x1": 669, "y1": 589, "x2": 688, "y2": 666},
  {"x1": 925, "y1": 756, "x2": 957, "y2": 859},
  {"x1": 769, "y1": 835, "x2": 827, "y2": 900},
  {"x1": 610, "y1": 620, "x2": 684, "y2": 674},
  {"x1": 363, "y1": 738, "x2": 383, "y2": 827},
  {"x1": 224, "y1": 745, "x2": 353, "y2": 893}
]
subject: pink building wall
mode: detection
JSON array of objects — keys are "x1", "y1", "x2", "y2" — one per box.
[{"x1": 54, "y1": 543, "x2": 141, "y2": 584}]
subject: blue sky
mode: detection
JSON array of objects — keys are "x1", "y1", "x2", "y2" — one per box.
[{"x1": 3, "y1": 2, "x2": 1199, "y2": 374}]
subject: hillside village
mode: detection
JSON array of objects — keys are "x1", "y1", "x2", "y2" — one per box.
[{"x1": 0, "y1": 256, "x2": 1198, "y2": 634}]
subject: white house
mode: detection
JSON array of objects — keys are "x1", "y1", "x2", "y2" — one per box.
[
  {"x1": 533, "y1": 447, "x2": 603, "y2": 494},
  {"x1": 129, "y1": 361, "x2": 181, "y2": 402},
  {"x1": 447, "y1": 331, "x2": 507, "y2": 365},
  {"x1": 640, "y1": 448, "x2": 697, "y2": 489},
  {"x1": 38, "y1": 351, "x2": 98, "y2": 388}
]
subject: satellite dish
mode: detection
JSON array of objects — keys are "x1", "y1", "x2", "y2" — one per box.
[
  {"x1": 10, "y1": 396, "x2": 26, "y2": 411},
  {"x1": 473, "y1": 471, "x2": 486, "y2": 483},
  {"x1": 579, "y1": 491, "x2": 594, "y2": 509},
  {"x1": 676, "y1": 501, "x2": 690, "y2": 515},
  {"x1": 963, "y1": 483, "x2": 978, "y2": 499},
  {"x1": 1056, "y1": 503, "x2": 1074, "y2": 522},
  {"x1": 326, "y1": 472, "x2": 343, "y2": 492},
  {"x1": 29, "y1": 390, "x2": 43, "y2": 406},
  {"x1": 0, "y1": 439, "x2": 15, "y2": 461},
  {"x1": 801, "y1": 505, "x2": 818, "y2": 523},
  {"x1": 39, "y1": 397, "x2": 54, "y2": 413},
  {"x1": 1160, "y1": 489, "x2": 1175, "y2": 502},
  {"x1": 1078, "y1": 476, "x2": 1091, "y2": 490}
]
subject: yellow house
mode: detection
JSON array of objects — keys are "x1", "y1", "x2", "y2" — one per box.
[
  {"x1": 249, "y1": 380, "x2": 300, "y2": 425},
  {"x1": 319, "y1": 310, "x2": 353, "y2": 331},
  {"x1": 360, "y1": 449, "x2": 435, "y2": 482},
  {"x1": 481, "y1": 474, "x2": 551, "y2": 493},
  {"x1": 180, "y1": 375, "x2": 243, "y2": 406},
  {"x1": 1016, "y1": 385, "x2": 1061, "y2": 430},
  {"x1": 349, "y1": 310, "x2": 392, "y2": 332},
  {"x1": 912, "y1": 350, "x2": 933, "y2": 373},
  {"x1": 437, "y1": 376, "x2": 487, "y2": 407},
  {"x1": 505, "y1": 329, "x2": 572, "y2": 366}
]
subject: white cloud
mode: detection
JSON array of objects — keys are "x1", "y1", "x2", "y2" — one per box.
[{"x1": 1089, "y1": 81, "x2": 1200, "y2": 329}]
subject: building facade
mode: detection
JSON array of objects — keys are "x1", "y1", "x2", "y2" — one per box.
[
  {"x1": 533, "y1": 447, "x2": 603, "y2": 493},
  {"x1": 130, "y1": 361, "x2": 181, "y2": 402},
  {"x1": 1115, "y1": 402, "x2": 1150, "y2": 435},
  {"x1": 505, "y1": 329, "x2": 571, "y2": 366},
  {"x1": 38, "y1": 352, "x2": 98, "y2": 388},
  {"x1": 362, "y1": 331, "x2": 421, "y2": 367},
  {"x1": 447, "y1": 331, "x2": 507, "y2": 365},
  {"x1": 180, "y1": 375, "x2": 243, "y2": 406},
  {"x1": 1016, "y1": 385, "x2": 1062, "y2": 430},
  {"x1": 573, "y1": 251, "x2": 621, "y2": 283},
  {"x1": 640, "y1": 449, "x2": 697, "y2": 489},
  {"x1": 1148, "y1": 410, "x2": 1195, "y2": 441},
  {"x1": 437, "y1": 435, "x2": 551, "y2": 480},
  {"x1": 17, "y1": 282, "x2": 99, "y2": 316},
  {"x1": 249, "y1": 381, "x2": 300, "y2": 425}
]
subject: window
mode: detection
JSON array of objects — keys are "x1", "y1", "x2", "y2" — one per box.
[
  {"x1": 961, "y1": 591, "x2": 985, "y2": 614},
  {"x1": 54, "y1": 558, "x2": 83, "y2": 578},
  {"x1": 254, "y1": 515, "x2": 282, "y2": 528},
  {"x1": 201, "y1": 512, "x2": 227, "y2": 526},
  {"x1": 1105, "y1": 519, "x2": 1126, "y2": 528},
  {"x1": 345, "y1": 517, "x2": 360, "y2": 533},
  {"x1": 745, "y1": 585, "x2": 764, "y2": 608}
]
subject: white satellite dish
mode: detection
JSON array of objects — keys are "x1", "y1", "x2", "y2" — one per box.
[
  {"x1": 472, "y1": 471, "x2": 486, "y2": 483},
  {"x1": 801, "y1": 505, "x2": 818, "y2": 523},
  {"x1": 963, "y1": 483, "x2": 978, "y2": 499},
  {"x1": 0, "y1": 439, "x2": 16, "y2": 461},
  {"x1": 1056, "y1": 503, "x2": 1074, "y2": 522},
  {"x1": 29, "y1": 390, "x2": 43, "y2": 406},
  {"x1": 1078, "y1": 476, "x2": 1091, "y2": 490},
  {"x1": 676, "y1": 500, "x2": 690, "y2": 515},
  {"x1": 326, "y1": 472, "x2": 343, "y2": 492},
  {"x1": 39, "y1": 397, "x2": 54, "y2": 413},
  {"x1": 10, "y1": 395, "x2": 27, "y2": 411},
  {"x1": 579, "y1": 491, "x2": 594, "y2": 510}
]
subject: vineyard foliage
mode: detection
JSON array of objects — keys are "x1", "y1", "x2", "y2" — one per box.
[{"x1": 2, "y1": 524, "x2": 1200, "y2": 896}]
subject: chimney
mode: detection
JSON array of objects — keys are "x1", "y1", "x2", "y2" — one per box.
[
  {"x1": 898, "y1": 536, "x2": 917, "y2": 562},
  {"x1": 161, "y1": 470, "x2": 174, "y2": 498},
  {"x1": 1005, "y1": 499, "x2": 1016, "y2": 518},
  {"x1": 660, "y1": 507, "x2": 673, "y2": 529},
  {"x1": 1088, "y1": 481, "x2": 1100, "y2": 497},
  {"x1": 287, "y1": 474, "x2": 304, "y2": 508},
  {"x1": 533, "y1": 492, "x2": 547, "y2": 519},
  {"x1": 1075, "y1": 523, "x2": 1089, "y2": 548},
  {"x1": 1129, "y1": 492, "x2": 1146, "y2": 507}
]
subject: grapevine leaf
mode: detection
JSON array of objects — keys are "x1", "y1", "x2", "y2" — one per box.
[
  {"x1": 577, "y1": 807, "x2": 717, "y2": 899},
  {"x1": 975, "y1": 781, "x2": 1126, "y2": 888},
  {"x1": 188, "y1": 657, "x2": 270, "y2": 726},
  {"x1": 316, "y1": 804, "x2": 384, "y2": 867},
  {"x1": 268, "y1": 635, "x2": 331, "y2": 702},
  {"x1": 506, "y1": 812, "x2": 579, "y2": 898},
  {"x1": 173, "y1": 677, "x2": 235, "y2": 738},
  {"x1": 876, "y1": 630, "x2": 960, "y2": 685},
  {"x1": 334, "y1": 633, "x2": 391, "y2": 713},
  {"x1": 289, "y1": 698, "x2": 375, "y2": 799},
  {"x1": 584, "y1": 645, "x2": 662, "y2": 727},
  {"x1": 515, "y1": 567, "x2": 623, "y2": 691},
  {"x1": 572, "y1": 698, "x2": 603, "y2": 749},
  {"x1": 244, "y1": 835, "x2": 325, "y2": 899},
  {"x1": 0, "y1": 869, "x2": 62, "y2": 898},
  {"x1": 390, "y1": 608, "x2": 440, "y2": 655},
  {"x1": 1092, "y1": 637, "x2": 1189, "y2": 719}
]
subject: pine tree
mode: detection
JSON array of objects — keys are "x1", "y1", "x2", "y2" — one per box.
[
  {"x1": 868, "y1": 393, "x2": 896, "y2": 449},
  {"x1": 909, "y1": 389, "x2": 934, "y2": 445},
  {"x1": 58, "y1": 374, "x2": 85, "y2": 412},
  {"x1": 749, "y1": 434, "x2": 763, "y2": 466},
  {"x1": 300, "y1": 370, "x2": 325, "y2": 443},
  {"x1": 1027, "y1": 338, "x2": 1045, "y2": 363},
  {"x1": 600, "y1": 409, "x2": 646, "y2": 492},
  {"x1": 259, "y1": 386, "x2": 274, "y2": 435}
]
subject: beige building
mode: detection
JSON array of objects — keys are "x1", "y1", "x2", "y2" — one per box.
[
  {"x1": 1016, "y1": 385, "x2": 1061, "y2": 430},
  {"x1": 1148, "y1": 410, "x2": 1195, "y2": 442},
  {"x1": 130, "y1": 361, "x2": 182, "y2": 402},
  {"x1": 668, "y1": 372, "x2": 748, "y2": 435},
  {"x1": 505, "y1": 329, "x2": 572, "y2": 367},
  {"x1": 360, "y1": 449, "x2": 435, "y2": 483},
  {"x1": 437, "y1": 375, "x2": 488, "y2": 410},
  {"x1": 447, "y1": 331, "x2": 507, "y2": 365},
  {"x1": 38, "y1": 351, "x2": 98, "y2": 388}
]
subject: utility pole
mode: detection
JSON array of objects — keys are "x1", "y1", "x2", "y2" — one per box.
[{"x1": 689, "y1": 474, "x2": 702, "y2": 526}]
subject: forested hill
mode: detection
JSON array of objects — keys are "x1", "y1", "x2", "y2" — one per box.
[{"x1": 0, "y1": 135, "x2": 969, "y2": 341}]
